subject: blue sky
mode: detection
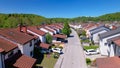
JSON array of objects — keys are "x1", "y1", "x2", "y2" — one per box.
[{"x1": 0, "y1": 0, "x2": 120, "y2": 18}]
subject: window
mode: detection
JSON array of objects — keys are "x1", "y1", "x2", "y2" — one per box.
[
  {"x1": 104, "y1": 43, "x2": 107, "y2": 45},
  {"x1": 8, "y1": 51, "x2": 13, "y2": 57},
  {"x1": 30, "y1": 51, "x2": 33, "y2": 56},
  {"x1": 29, "y1": 41, "x2": 32, "y2": 47}
]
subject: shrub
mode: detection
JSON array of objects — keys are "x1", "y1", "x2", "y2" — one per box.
[
  {"x1": 53, "y1": 52, "x2": 60, "y2": 59},
  {"x1": 86, "y1": 58, "x2": 91, "y2": 65}
]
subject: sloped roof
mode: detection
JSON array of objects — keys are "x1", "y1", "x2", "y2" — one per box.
[
  {"x1": 0, "y1": 28, "x2": 34, "y2": 45},
  {"x1": 28, "y1": 27, "x2": 46, "y2": 36},
  {"x1": 13, "y1": 55, "x2": 36, "y2": 68},
  {"x1": 53, "y1": 34, "x2": 66, "y2": 39},
  {"x1": 99, "y1": 27, "x2": 120, "y2": 39},
  {"x1": 96, "y1": 56, "x2": 120, "y2": 68},
  {"x1": 0, "y1": 37, "x2": 17, "y2": 53},
  {"x1": 90, "y1": 26, "x2": 110, "y2": 34},
  {"x1": 40, "y1": 43, "x2": 50, "y2": 49},
  {"x1": 0, "y1": 48, "x2": 4, "y2": 53}
]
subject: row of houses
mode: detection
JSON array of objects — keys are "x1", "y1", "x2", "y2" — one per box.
[
  {"x1": 81, "y1": 23, "x2": 120, "y2": 68},
  {"x1": 0, "y1": 23, "x2": 66, "y2": 68}
]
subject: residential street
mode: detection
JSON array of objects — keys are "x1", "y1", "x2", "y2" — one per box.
[{"x1": 54, "y1": 29, "x2": 87, "y2": 68}]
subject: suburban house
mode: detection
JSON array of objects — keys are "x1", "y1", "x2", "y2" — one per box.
[
  {"x1": 40, "y1": 43, "x2": 50, "y2": 53},
  {"x1": 0, "y1": 37, "x2": 36, "y2": 68},
  {"x1": 83, "y1": 23, "x2": 99, "y2": 38},
  {"x1": 52, "y1": 34, "x2": 67, "y2": 43},
  {"x1": 107, "y1": 36, "x2": 120, "y2": 57},
  {"x1": 99, "y1": 27, "x2": 120, "y2": 56},
  {"x1": 45, "y1": 25, "x2": 58, "y2": 34},
  {"x1": 90, "y1": 25, "x2": 110, "y2": 44},
  {"x1": 96, "y1": 56, "x2": 120, "y2": 68},
  {"x1": 27, "y1": 26, "x2": 47, "y2": 43},
  {"x1": 0, "y1": 28, "x2": 35, "y2": 57},
  {"x1": 40, "y1": 27, "x2": 55, "y2": 35},
  {"x1": 69, "y1": 23, "x2": 82, "y2": 29}
]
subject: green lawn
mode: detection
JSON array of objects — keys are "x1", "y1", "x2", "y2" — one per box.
[
  {"x1": 36, "y1": 54, "x2": 57, "y2": 68},
  {"x1": 83, "y1": 45, "x2": 99, "y2": 50}
]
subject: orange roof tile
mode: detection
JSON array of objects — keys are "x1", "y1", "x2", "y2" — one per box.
[
  {"x1": 13, "y1": 55, "x2": 36, "y2": 68},
  {"x1": 96, "y1": 56, "x2": 120, "y2": 68},
  {"x1": 0, "y1": 28, "x2": 34, "y2": 45},
  {"x1": 53, "y1": 34, "x2": 66, "y2": 39},
  {"x1": 0, "y1": 37, "x2": 17, "y2": 53},
  {"x1": 40, "y1": 43, "x2": 50, "y2": 49},
  {"x1": 28, "y1": 27, "x2": 46, "y2": 36}
]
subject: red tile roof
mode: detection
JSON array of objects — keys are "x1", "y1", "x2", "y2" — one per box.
[
  {"x1": 0, "y1": 37, "x2": 17, "y2": 53},
  {"x1": 28, "y1": 27, "x2": 46, "y2": 36},
  {"x1": 96, "y1": 56, "x2": 120, "y2": 68},
  {"x1": 43, "y1": 27, "x2": 54, "y2": 32},
  {"x1": 0, "y1": 28, "x2": 35, "y2": 45},
  {"x1": 13, "y1": 55, "x2": 36, "y2": 68},
  {"x1": 40, "y1": 43, "x2": 50, "y2": 49},
  {"x1": 0, "y1": 48, "x2": 4, "y2": 53},
  {"x1": 53, "y1": 34, "x2": 66, "y2": 39}
]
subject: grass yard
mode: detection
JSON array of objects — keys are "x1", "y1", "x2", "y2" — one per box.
[
  {"x1": 83, "y1": 45, "x2": 99, "y2": 50},
  {"x1": 36, "y1": 54, "x2": 57, "y2": 68}
]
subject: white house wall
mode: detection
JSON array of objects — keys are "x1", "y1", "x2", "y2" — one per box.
[
  {"x1": 100, "y1": 33, "x2": 120, "y2": 56},
  {"x1": 23, "y1": 40, "x2": 34, "y2": 57},
  {"x1": 93, "y1": 30, "x2": 107, "y2": 43},
  {"x1": 109, "y1": 44, "x2": 115, "y2": 57}
]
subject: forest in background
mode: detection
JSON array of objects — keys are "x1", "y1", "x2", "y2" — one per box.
[{"x1": 0, "y1": 12, "x2": 120, "y2": 28}]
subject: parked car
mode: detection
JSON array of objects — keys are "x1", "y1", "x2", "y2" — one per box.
[
  {"x1": 84, "y1": 49, "x2": 99, "y2": 55},
  {"x1": 52, "y1": 48, "x2": 62, "y2": 54}
]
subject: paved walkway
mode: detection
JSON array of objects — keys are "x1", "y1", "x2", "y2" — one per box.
[{"x1": 54, "y1": 29, "x2": 87, "y2": 68}]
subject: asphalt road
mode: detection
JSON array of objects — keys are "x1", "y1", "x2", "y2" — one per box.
[{"x1": 54, "y1": 29, "x2": 87, "y2": 68}]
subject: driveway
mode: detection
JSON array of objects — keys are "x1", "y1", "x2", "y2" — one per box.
[{"x1": 54, "y1": 29, "x2": 87, "y2": 68}]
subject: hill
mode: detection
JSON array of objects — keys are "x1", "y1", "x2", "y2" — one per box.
[{"x1": 0, "y1": 12, "x2": 120, "y2": 28}]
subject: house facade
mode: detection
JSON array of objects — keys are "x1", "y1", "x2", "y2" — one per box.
[
  {"x1": 90, "y1": 26, "x2": 110, "y2": 44},
  {"x1": 27, "y1": 26, "x2": 46, "y2": 43},
  {"x1": 0, "y1": 28, "x2": 35, "y2": 57},
  {"x1": 99, "y1": 27, "x2": 120, "y2": 56}
]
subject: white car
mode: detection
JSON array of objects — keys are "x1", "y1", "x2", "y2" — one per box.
[
  {"x1": 85, "y1": 49, "x2": 99, "y2": 55},
  {"x1": 52, "y1": 48, "x2": 62, "y2": 53}
]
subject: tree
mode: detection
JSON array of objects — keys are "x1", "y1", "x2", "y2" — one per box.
[
  {"x1": 62, "y1": 22, "x2": 71, "y2": 37},
  {"x1": 46, "y1": 33, "x2": 52, "y2": 44}
]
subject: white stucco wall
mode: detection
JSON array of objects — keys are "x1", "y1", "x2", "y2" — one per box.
[
  {"x1": 100, "y1": 33, "x2": 120, "y2": 56},
  {"x1": 109, "y1": 44, "x2": 115, "y2": 57},
  {"x1": 23, "y1": 40, "x2": 34, "y2": 57},
  {"x1": 93, "y1": 30, "x2": 107, "y2": 43}
]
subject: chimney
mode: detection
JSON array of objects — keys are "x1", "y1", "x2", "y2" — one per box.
[
  {"x1": 18, "y1": 24, "x2": 22, "y2": 32},
  {"x1": 22, "y1": 25, "x2": 27, "y2": 33}
]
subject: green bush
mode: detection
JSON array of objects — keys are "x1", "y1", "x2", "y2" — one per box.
[
  {"x1": 83, "y1": 45, "x2": 99, "y2": 50},
  {"x1": 53, "y1": 52, "x2": 60, "y2": 59},
  {"x1": 81, "y1": 39, "x2": 90, "y2": 43},
  {"x1": 86, "y1": 58, "x2": 91, "y2": 65}
]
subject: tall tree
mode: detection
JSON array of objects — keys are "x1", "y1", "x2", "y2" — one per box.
[
  {"x1": 46, "y1": 33, "x2": 52, "y2": 44},
  {"x1": 62, "y1": 22, "x2": 71, "y2": 37}
]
